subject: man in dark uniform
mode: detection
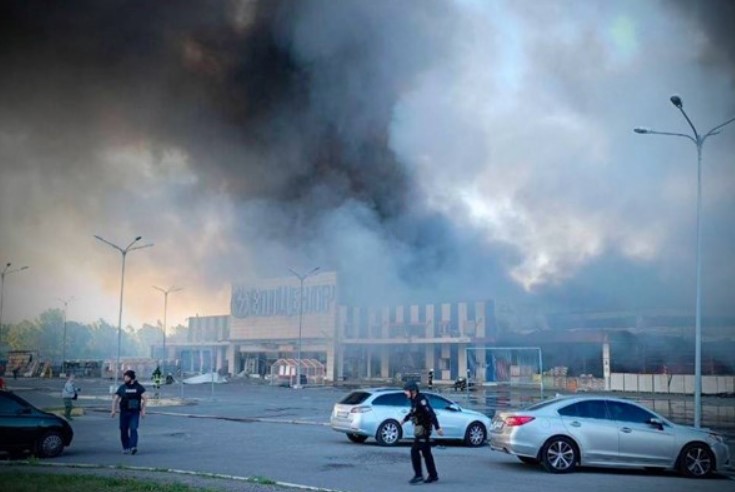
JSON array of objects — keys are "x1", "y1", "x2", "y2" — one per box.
[
  {"x1": 111, "y1": 370, "x2": 147, "y2": 455},
  {"x1": 401, "y1": 381, "x2": 443, "y2": 484},
  {"x1": 152, "y1": 366, "x2": 162, "y2": 398}
]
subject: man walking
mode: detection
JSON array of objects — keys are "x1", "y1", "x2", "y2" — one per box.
[
  {"x1": 111, "y1": 370, "x2": 147, "y2": 455},
  {"x1": 61, "y1": 373, "x2": 78, "y2": 420},
  {"x1": 401, "y1": 382, "x2": 443, "y2": 484}
]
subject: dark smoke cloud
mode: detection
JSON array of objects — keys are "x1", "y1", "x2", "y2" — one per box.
[
  {"x1": 0, "y1": 0, "x2": 733, "y2": 326},
  {"x1": 670, "y1": 0, "x2": 735, "y2": 85},
  {"x1": 0, "y1": 0, "x2": 520, "y2": 320}
]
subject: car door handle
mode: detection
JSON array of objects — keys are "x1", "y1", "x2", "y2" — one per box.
[
  {"x1": 400, "y1": 409, "x2": 408, "y2": 414},
  {"x1": 569, "y1": 421, "x2": 581, "y2": 427},
  {"x1": 621, "y1": 427, "x2": 632, "y2": 433}
]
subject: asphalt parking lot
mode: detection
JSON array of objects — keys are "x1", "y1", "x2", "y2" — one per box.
[{"x1": 2, "y1": 377, "x2": 734, "y2": 492}]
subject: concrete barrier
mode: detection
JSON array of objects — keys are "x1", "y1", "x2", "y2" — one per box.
[{"x1": 610, "y1": 373, "x2": 735, "y2": 395}]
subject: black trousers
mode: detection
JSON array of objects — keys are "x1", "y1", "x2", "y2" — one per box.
[{"x1": 411, "y1": 436, "x2": 438, "y2": 478}]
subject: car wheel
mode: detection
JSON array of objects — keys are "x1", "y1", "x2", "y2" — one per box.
[
  {"x1": 376, "y1": 420, "x2": 402, "y2": 446},
  {"x1": 36, "y1": 431, "x2": 64, "y2": 458},
  {"x1": 679, "y1": 443, "x2": 715, "y2": 478},
  {"x1": 541, "y1": 436, "x2": 577, "y2": 474},
  {"x1": 464, "y1": 421, "x2": 487, "y2": 447},
  {"x1": 347, "y1": 433, "x2": 368, "y2": 443},
  {"x1": 518, "y1": 456, "x2": 540, "y2": 465}
]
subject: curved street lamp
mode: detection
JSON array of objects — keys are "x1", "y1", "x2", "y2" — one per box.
[
  {"x1": 0, "y1": 262, "x2": 29, "y2": 346},
  {"x1": 634, "y1": 95, "x2": 735, "y2": 428},
  {"x1": 94, "y1": 235, "x2": 153, "y2": 390},
  {"x1": 288, "y1": 266, "x2": 320, "y2": 389},
  {"x1": 56, "y1": 296, "x2": 75, "y2": 376},
  {"x1": 153, "y1": 285, "x2": 183, "y2": 375}
]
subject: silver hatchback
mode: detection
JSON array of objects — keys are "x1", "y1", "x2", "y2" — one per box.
[
  {"x1": 331, "y1": 388, "x2": 491, "y2": 447},
  {"x1": 490, "y1": 395, "x2": 730, "y2": 478}
]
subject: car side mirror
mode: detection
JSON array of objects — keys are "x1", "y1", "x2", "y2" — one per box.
[
  {"x1": 648, "y1": 418, "x2": 664, "y2": 430},
  {"x1": 447, "y1": 404, "x2": 461, "y2": 412}
]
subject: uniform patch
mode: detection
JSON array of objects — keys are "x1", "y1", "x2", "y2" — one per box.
[{"x1": 421, "y1": 399, "x2": 427, "y2": 406}]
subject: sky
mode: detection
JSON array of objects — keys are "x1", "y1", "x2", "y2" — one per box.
[{"x1": 0, "y1": 0, "x2": 733, "y2": 330}]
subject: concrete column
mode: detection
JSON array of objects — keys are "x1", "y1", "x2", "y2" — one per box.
[
  {"x1": 603, "y1": 338, "x2": 611, "y2": 391},
  {"x1": 326, "y1": 342, "x2": 335, "y2": 382},
  {"x1": 476, "y1": 302, "x2": 485, "y2": 338},
  {"x1": 380, "y1": 346, "x2": 390, "y2": 378},
  {"x1": 226, "y1": 344, "x2": 236, "y2": 376},
  {"x1": 441, "y1": 344, "x2": 450, "y2": 381},
  {"x1": 335, "y1": 342, "x2": 343, "y2": 382},
  {"x1": 459, "y1": 302, "x2": 468, "y2": 337},
  {"x1": 458, "y1": 344, "x2": 468, "y2": 380},
  {"x1": 426, "y1": 344, "x2": 435, "y2": 373},
  {"x1": 476, "y1": 346, "x2": 486, "y2": 383},
  {"x1": 426, "y1": 304, "x2": 435, "y2": 338},
  {"x1": 366, "y1": 346, "x2": 372, "y2": 379},
  {"x1": 381, "y1": 307, "x2": 390, "y2": 338}
]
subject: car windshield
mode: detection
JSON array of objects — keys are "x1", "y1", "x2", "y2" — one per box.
[
  {"x1": 339, "y1": 391, "x2": 371, "y2": 405},
  {"x1": 0, "y1": 393, "x2": 29, "y2": 414}
]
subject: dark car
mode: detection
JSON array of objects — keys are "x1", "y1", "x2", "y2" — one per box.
[{"x1": 0, "y1": 391, "x2": 73, "y2": 458}]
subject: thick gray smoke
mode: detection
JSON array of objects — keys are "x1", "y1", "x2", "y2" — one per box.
[{"x1": 0, "y1": 0, "x2": 733, "y2": 326}]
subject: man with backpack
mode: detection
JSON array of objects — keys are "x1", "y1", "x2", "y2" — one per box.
[{"x1": 111, "y1": 369, "x2": 147, "y2": 455}]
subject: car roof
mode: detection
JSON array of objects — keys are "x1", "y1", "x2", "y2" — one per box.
[
  {"x1": 524, "y1": 394, "x2": 660, "y2": 412},
  {"x1": 355, "y1": 387, "x2": 446, "y2": 395},
  {"x1": 347, "y1": 387, "x2": 401, "y2": 394}
]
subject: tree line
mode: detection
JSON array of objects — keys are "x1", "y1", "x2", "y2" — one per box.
[{"x1": 3, "y1": 308, "x2": 187, "y2": 361}]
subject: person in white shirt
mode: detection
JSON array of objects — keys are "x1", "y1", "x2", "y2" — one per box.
[{"x1": 61, "y1": 374, "x2": 78, "y2": 420}]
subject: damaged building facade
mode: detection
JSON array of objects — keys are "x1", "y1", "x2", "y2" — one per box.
[
  {"x1": 164, "y1": 271, "x2": 502, "y2": 383},
  {"x1": 159, "y1": 271, "x2": 735, "y2": 389}
]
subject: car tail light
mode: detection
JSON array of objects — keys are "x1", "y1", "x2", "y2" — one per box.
[
  {"x1": 351, "y1": 406, "x2": 372, "y2": 414},
  {"x1": 504, "y1": 416, "x2": 535, "y2": 427}
]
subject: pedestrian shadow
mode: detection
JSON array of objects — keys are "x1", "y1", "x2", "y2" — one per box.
[{"x1": 335, "y1": 439, "x2": 488, "y2": 449}]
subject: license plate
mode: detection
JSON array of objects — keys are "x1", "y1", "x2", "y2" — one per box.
[{"x1": 337, "y1": 411, "x2": 349, "y2": 418}]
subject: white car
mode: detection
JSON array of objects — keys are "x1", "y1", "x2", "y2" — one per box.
[
  {"x1": 490, "y1": 395, "x2": 730, "y2": 478},
  {"x1": 331, "y1": 387, "x2": 491, "y2": 447}
]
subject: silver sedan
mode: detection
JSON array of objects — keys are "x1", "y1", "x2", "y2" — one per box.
[
  {"x1": 490, "y1": 395, "x2": 730, "y2": 478},
  {"x1": 331, "y1": 387, "x2": 492, "y2": 447}
]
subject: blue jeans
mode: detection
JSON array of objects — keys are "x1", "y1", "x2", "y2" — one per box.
[{"x1": 119, "y1": 411, "x2": 140, "y2": 449}]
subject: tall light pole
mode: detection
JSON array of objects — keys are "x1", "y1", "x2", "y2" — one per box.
[
  {"x1": 635, "y1": 95, "x2": 735, "y2": 428},
  {"x1": 56, "y1": 296, "x2": 74, "y2": 376},
  {"x1": 0, "y1": 262, "x2": 29, "y2": 347},
  {"x1": 153, "y1": 285, "x2": 182, "y2": 375},
  {"x1": 288, "y1": 266, "x2": 320, "y2": 389},
  {"x1": 94, "y1": 235, "x2": 153, "y2": 390}
]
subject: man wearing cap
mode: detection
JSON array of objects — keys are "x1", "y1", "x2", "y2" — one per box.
[
  {"x1": 111, "y1": 370, "x2": 147, "y2": 455},
  {"x1": 401, "y1": 381, "x2": 443, "y2": 484}
]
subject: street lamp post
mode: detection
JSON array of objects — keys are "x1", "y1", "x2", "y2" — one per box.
[
  {"x1": 0, "y1": 262, "x2": 29, "y2": 346},
  {"x1": 635, "y1": 95, "x2": 735, "y2": 428},
  {"x1": 94, "y1": 235, "x2": 153, "y2": 390},
  {"x1": 153, "y1": 285, "x2": 183, "y2": 375},
  {"x1": 56, "y1": 296, "x2": 74, "y2": 377},
  {"x1": 288, "y1": 266, "x2": 320, "y2": 389}
]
